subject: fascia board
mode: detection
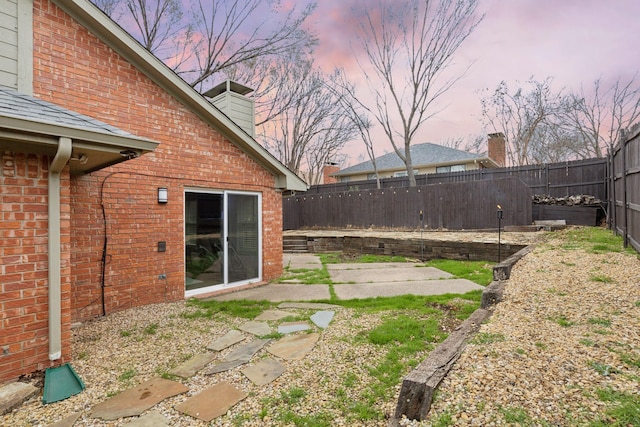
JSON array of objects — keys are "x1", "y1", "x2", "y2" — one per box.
[{"x1": 0, "y1": 114, "x2": 159, "y2": 152}]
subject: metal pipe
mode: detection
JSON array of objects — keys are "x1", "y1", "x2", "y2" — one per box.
[{"x1": 48, "y1": 137, "x2": 72, "y2": 360}]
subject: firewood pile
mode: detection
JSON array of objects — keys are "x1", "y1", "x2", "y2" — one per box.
[{"x1": 532, "y1": 194, "x2": 602, "y2": 206}]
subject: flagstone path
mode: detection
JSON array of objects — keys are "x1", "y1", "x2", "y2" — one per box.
[{"x1": 69, "y1": 303, "x2": 336, "y2": 426}]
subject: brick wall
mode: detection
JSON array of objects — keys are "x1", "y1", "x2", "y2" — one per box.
[
  {"x1": 32, "y1": 0, "x2": 284, "y2": 324},
  {"x1": 0, "y1": 153, "x2": 72, "y2": 384}
]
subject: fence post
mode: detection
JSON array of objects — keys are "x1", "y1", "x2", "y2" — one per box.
[
  {"x1": 620, "y1": 130, "x2": 628, "y2": 247},
  {"x1": 608, "y1": 145, "x2": 615, "y2": 232},
  {"x1": 545, "y1": 163, "x2": 550, "y2": 195}
]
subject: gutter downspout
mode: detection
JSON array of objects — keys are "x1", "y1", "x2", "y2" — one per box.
[{"x1": 48, "y1": 137, "x2": 72, "y2": 360}]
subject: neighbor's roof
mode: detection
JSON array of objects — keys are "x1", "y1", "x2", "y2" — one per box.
[
  {"x1": 52, "y1": 0, "x2": 307, "y2": 191},
  {"x1": 334, "y1": 143, "x2": 485, "y2": 176},
  {"x1": 0, "y1": 86, "x2": 159, "y2": 174}
]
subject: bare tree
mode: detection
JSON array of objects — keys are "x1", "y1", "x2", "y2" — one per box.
[
  {"x1": 353, "y1": 0, "x2": 483, "y2": 186},
  {"x1": 92, "y1": 0, "x2": 124, "y2": 18},
  {"x1": 92, "y1": 0, "x2": 316, "y2": 93},
  {"x1": 124, "y1": 0, "x2": 186, "y2": 54},
  {"x1": 437, "y1": 134, "x2": 484, "y2": 153},
  {"x1": 262, "y1": 62, "x2": 358, "y2": 183},
  {"x1": 482, "y1": 75, "x2": 640, "y2": 165},
  {"x1": 563, "y1": 75, "x2": 640, "y2": 157},
  {"x1": 331, "y1": 69, "x2": 382, "y2": 188},
  {"x1": 185, "y1": 0, "x2": 316, "y2": 91},
  {"x1": 527, "y1": 123, "x2": 584, "y2": 164},
  {"x1": 480, "y1": 77, "x2": 565, "y2": 166}
]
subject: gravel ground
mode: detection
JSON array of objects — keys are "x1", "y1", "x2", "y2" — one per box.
[
  {"x1": 2, "y1": 229, "x2": 638, "y2": 427},
  {"x1": 417, "y1": 231, "x2": 640, "y2": 426}
]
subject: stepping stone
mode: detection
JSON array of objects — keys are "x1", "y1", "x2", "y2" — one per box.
[
  {"x1": 241, "y1": 359, "x2": 286, "y2": 386},
  {"x1": 267, "y1": 333, "x2": 320, "y2": 360},
  {"x1": 47, "y1": 412, "x2": 82, "y2": 427},
  {"x1": 310, "y1": 310, "x2": 335, "y2": 329},
  {"x1": 255, "y1": 310, "x2": 293, "y2": 321},
  {"x1": 91, "y1": 378, "x2": 188, "y2": 420},
  {"x1": 239, "y1": 321, "x2": 271, "y2": 336},
  {"x1": 278, "y1": 321, "x2": 311, "y2": 334},
  {"x1": 175, "y1": 381, "x2": 247, "y2": 422},
  {"x1": 224, "y1": 339, "x2": 270, "y2": 362},
  {"x1": 168, "y1": 353, "x2": 217, "y2": 378},
  {"x1": 207, "y1": 330, "x2": 245, "y2": 351},
  {"x1": 278, "y1": 302, "x2": 340, "y2": 310},
  {"x1": 0, "y1": 382, "x2": 38, "y2": 415},
  {"x1": 122, "y1": 411, "x2": 169, "y2": 426},
  {"x1": 203, "y1": 359, "x2": 248, "y2": 375}
]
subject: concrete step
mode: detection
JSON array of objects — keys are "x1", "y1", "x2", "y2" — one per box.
[{"x1": 283, "y1": 236, "x2": 308, "y2": 253}]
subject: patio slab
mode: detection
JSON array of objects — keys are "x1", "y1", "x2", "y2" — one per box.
[
  {"x1": 214, "y1": 284, "x2": 331, "y2": 302},
  {"x1": 254, "y1": 309, "x2": 294, "y2": 321},
  {"x1": 0, "y1": 382, "x2": 38, "y2": 415},
  {"x1": 278, "y1": 321, "x2": 311, "y2": 334},
  {"x1": 241, "y1": 359, "x2": 286, "y2": 386},
  {"x1": 326, "y1": 264, "x2": 452, "y2": 283},
  {"x1": 204, "y1": 359, "x2": 247, "y2": 375},
  {"x1": 122, "y1": 411, "x2": 170, "y2": 427},
  {"x1": 47, "y1": 412, "x2": 81, "y2": 427},
  {"x1": 174, "y1": 381, "x2": 247, "y2": 422},
  {"x1": 91, "y1": 378, "x2": 188, "y2": 420},
  {"x1": 207, "y1": 330, "x2": 245, "y2": 351},
  {"x1": 333, "y1": 279, "x2": 483, "y2": 299},
  {"x1": 267, "y1": 333, "x2": 319, "y2": 360},
  {"x1": 278, "y1": 302, "x2": 340, "y2": 310},
  {"x1": 283, "y1": 253, "x2": 322, "y2": 270},
  {"x1": 239, "y1": 321, "x2": 271, "y2": 336},
  {"x1": 310, "y1": 311, "x2": 335, "y2": 329},
  {"x1": 168, "y1": 353, "x2": 217, "y2": 378},
  {"x1": 224, "y1": 339, "x2": 270, "y2": 362}
]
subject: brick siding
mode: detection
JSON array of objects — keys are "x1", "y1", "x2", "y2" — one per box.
[
  {"x1": 0, "y1": 153, "x2": 72, "y2": 383},
  {"x1": 0, "y1": 0, "x2": 284, "y2": 382}
]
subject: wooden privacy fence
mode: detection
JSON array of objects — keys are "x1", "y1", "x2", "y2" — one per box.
[
  {"x1": 609, "y1": 124, "x2": 640, "y2": 252},
  {"x1": 305, "y1": 157, "x2": 608, "y2": 201},
  {"x1": 283, "y1": 177, "x2": 532, "y2": 230}
]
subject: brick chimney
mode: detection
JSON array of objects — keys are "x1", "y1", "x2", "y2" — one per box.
[
  {"x1": 322, "y1": 163, "x2": 340, "y2": 184},
  {"x1": 488, "y1": 132, "x2": 506, "y2": 167}
]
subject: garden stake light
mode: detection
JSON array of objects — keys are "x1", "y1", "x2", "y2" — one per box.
[{"x1": 497, "y1": 205, "x2": 503, "y2": 263}]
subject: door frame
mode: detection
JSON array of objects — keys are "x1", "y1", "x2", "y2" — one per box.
[{"x1": 184, "y1": 188, "x2": 262, "y2": 298}]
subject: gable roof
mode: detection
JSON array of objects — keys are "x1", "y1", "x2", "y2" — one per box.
[
  {"x1": 0, "y1": 86, "x2": 159, "y2": 174},
  {"x1": 335, "y1": 143, "x2": 487, "y2": 176},
  {"x1": 52, "y1": 0, "x2": 307, "y2": 191}
]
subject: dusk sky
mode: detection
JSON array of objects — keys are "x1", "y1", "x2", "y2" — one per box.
[{"x1": 303, "y1": 0, "x2": 640, "y2": 165}]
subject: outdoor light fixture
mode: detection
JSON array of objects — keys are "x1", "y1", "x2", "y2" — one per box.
[{"x1": 158, "y1": 187, "x2": 168, "y2": 204}]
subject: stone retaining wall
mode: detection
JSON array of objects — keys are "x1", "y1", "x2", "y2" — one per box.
[{"x1": 303, "y1": 236, "x2": 527, "y2": 262}]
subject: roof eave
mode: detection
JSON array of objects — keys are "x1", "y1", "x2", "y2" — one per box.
[{"x1": 0, "y1": 115, "x2": 159, "y2": 174}]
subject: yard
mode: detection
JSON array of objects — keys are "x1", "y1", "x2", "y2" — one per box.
[{"x1": 2, "y1": 227, "x2": 638, "y2": 426}]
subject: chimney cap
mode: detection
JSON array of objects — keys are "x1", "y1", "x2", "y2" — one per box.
[
  {"x1": 488, "y1": 132, "x2": 506, "y2": 138},
  {"x1": 203, "y1": 80, "x2": 254, "y2": 98}
]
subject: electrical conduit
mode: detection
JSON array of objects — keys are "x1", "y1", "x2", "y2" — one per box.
[{"x1": 48, "y1": 137, "x2": 71, "y2": 360}]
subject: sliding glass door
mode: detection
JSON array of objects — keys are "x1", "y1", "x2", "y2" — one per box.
[{"x1": 185, "y1": 190, "x2": 261, "y2": 296}]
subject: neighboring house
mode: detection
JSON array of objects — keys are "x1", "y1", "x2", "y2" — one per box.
[
  {"x1": 0, "y1": 0, "x2": 306, "y2": 384},
  {"x1": 333, "y1": 134, "x2": 506, "y2": 182}
]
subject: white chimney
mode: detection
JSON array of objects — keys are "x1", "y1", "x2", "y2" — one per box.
[{"x1": 203, "y1": 80, "x2": 255, "y2": 137}]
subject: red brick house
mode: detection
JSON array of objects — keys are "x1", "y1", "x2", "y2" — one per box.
[{"x1": 0, "y1": 0, "x2": 306, "y2": 384}]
